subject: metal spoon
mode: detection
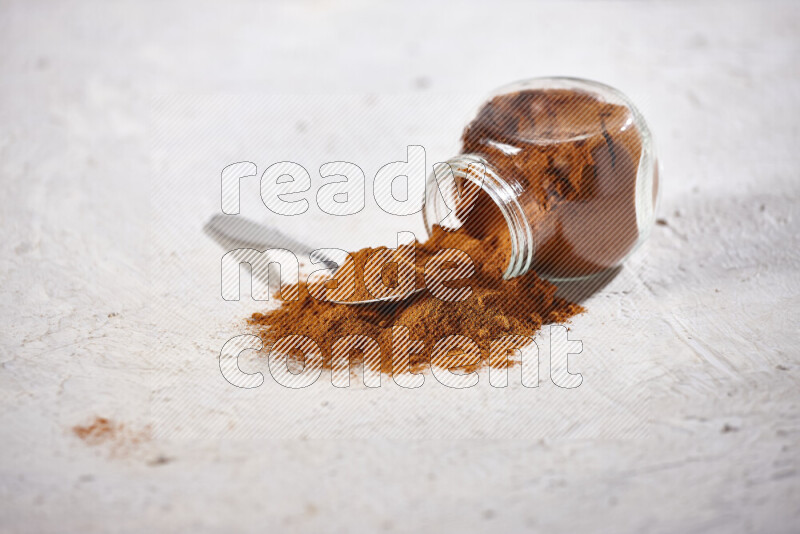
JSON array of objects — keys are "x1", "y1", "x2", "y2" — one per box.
[{"x1": 203, "y1": 214, "x2": 422, "y2": 305}]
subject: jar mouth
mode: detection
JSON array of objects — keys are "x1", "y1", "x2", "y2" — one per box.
[{"x1": 422, "y1": 154, "x2": 533, "y2": 280}]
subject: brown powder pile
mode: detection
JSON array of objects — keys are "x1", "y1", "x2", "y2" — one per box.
[{"x1": 250, "y1": 223, "x2": 583, "y2": 375}]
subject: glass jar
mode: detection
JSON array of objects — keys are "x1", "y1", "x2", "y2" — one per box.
[{"x1": 423, "y1": 77, "x2": 659, "y2": 281}]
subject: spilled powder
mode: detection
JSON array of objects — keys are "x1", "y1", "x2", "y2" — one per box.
[
  {"x1": 72, "y1": 416, "x2": 151, "y2": 452},
  {"x1": 249, "y1": 224, "x2": 584, "y2": 376},
  {"x1": 73, "y1": 417, "x2": 120, "y2": 445}
]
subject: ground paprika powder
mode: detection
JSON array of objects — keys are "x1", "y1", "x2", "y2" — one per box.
[{"x1": 248, "y1": 80, "x2": 656, "y2": 377}]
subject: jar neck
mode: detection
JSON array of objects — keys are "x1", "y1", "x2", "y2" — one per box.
[{"x1": 422, "y1": 153, "x2": 534, "y2": 279}]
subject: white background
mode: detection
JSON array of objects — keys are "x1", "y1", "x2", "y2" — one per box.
[{"x1": 1, "y1": 1, "x2": 798, "y2": 532}]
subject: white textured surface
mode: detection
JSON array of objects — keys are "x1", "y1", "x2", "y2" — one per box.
[{"x1": 1, "y1": 1, "x2": 799, "y2": 532}]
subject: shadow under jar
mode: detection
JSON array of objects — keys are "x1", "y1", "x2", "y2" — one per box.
[{"x1": 423, "y1": 77, "x2": 659, "y2": 282}]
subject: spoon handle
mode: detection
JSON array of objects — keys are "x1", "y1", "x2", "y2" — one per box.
[{"x1": 203, "y1": 214, "x2": 317, "y2": 256}]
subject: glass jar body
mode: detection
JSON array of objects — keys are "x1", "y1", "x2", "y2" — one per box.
[{"x1": 423, "y1": 77, "x2": 659, "y2": 281}]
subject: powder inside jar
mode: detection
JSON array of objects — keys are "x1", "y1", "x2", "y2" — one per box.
[{"x1": 460, "y1": 88, "x2": 645, "y2": 279}]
